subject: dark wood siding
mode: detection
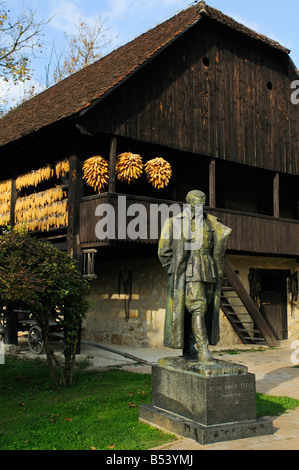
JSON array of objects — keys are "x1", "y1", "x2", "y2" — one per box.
[
  {"x1": 81, "y1": 21, "x2": 299, "y2": 176},
  {"x1": 79, "y1": 195, "x2": 299, "y2": 256},
  {"x1": 207, "y1": 207, "x2": 299, "y2": 256}
]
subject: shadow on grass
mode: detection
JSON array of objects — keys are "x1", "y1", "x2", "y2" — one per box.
[{"x1": 256, "y1": 393, "x2": 299, "y2": 417}]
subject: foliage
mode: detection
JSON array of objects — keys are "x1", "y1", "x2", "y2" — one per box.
[
  {"x1": 0, "y1": 228, "x2": 90, "y2": 386},
  {"x1": 0, "y1": 1, "x2": 49, "y2": 115},
  {"x1": 0, "y1": 8, "x2": 115, "y2": 115},
  {"x1": 0, "y1": 1, "x2": 46, "y2": 82},
  {"x1": 0, "y1": 356, "x2": 176, "y2": 450}
]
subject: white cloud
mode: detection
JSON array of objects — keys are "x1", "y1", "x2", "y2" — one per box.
[
  {"x1": 0, "y1": 78, "x2": 45, "y2": 112},
  {"x1": 48, "y1": 0, "x2": 94, "y2": 34},
  {"x1": 103, "y1": 0, "x2": 189, "y2": 49},
  {"x1": 106, "y1": 0, "x2": 187, "y2": 21}
]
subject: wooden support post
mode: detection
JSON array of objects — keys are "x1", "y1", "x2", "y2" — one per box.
[
  {"x1": 209, "y1": 159, "x2": 216, "y2": 207},
  {"x1": 66, "y1": 155, "x2": 84, "y2": 355},
  {"x1": 67, "y1": 155, "x2": 84, "y2": 262},
  {"x1": 108, "y1": 136, "x2": 117, "y2": 193},
  {"x1": 10, "y1": 178, "x2": 18, "y2": 227},
  {"x1": 5, "y1": 311, "x2": 18, "y2": 345},
  {"x1": 273, "y1": 173, "x2": 280, "y2": 218}
]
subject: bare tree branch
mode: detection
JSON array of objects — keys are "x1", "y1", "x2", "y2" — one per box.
[
  {"x1": 51, "y1": 15, "x2": 115, "y2": 85},
  {"x1": 0, "y1": 1, "x2": 49, "y2": 82}
]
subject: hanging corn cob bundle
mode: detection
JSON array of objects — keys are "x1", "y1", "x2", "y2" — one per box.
[
  {"x1": 82, "y1": 156, "x2": 109, "y2": 193},
  {"x1": 55, "y1": 159, "x2": 70, "y2": 179},
  {"x1": 15, "y1": 187, "x2": 66, "y2": 214},
  {"x1": 0, "y1": 202, "x2": 10, "y2": 214},
  {"x1": 0, "y1": 181, "x2": 11, "y2": 205},
  {"x1": 115, "y1": 152, "x2": 143, "y2": 185},
  {"x1": 0, "y1": 180, "x2": 11, "y2": 197},
  {"x1": 0, "y1": 180, "x2": 11, "y2": 226},
  {"x1": 16, "y1": 165, "x2": 54, "y2": 191},
  {"x1": 144, "y1": 157, "x2": 172, "y2": 189},
  {"x1": 15, "y1": 186, "x2": 68, "y2": 232},
  {"x1": 0, "y1": 202, "x2": 10, "y2": 226}
]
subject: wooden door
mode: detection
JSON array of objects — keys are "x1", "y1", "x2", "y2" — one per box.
[
  {"x1": 258, "y1": 270, "x2": 289, "y2": 340},
  {"x1": 260, "y1": 290, "x2": 288, "y2": 340}
]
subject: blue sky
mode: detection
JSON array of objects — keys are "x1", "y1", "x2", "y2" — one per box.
[{"x1": 2, "y1": 0, "x2": 299, "y2": 104}]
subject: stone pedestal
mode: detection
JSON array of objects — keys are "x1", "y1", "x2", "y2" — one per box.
[{"x1": 139, "y1": 357, "x2": 274, "y2": 445}]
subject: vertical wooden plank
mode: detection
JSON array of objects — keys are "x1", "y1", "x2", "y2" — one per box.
[
  {"x1": 5, "y1": 310, "x2": 18, "y2": 345},
  {"x1": 161, "y1": 61, "x2": 173, "y2": 148},
  {"x1": 67, "y1": 155, "x2": 84, "y2": 262},
  {"x1": 273, "y1": 173, "x2": 280, "y2": 218},
  {"x1": 209, "y1": 159, "x2": 216, "y2": 207},
  {"x1": 108, "y1": 136, "x2": 117, "y2": 194},
  {"x1": 192, "y1": 43, "x2": 202, "y2": 154},
  {"x1": 10, "y1": 178, "x2": 17, "y2": 227},
  {"x1": 183, "y1": 45, "x2": 194, "y2": 153}
]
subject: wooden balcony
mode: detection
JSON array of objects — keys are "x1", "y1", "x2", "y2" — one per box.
[{"x1": 79, "y1": 193, "x2": 299, "y2": 257}]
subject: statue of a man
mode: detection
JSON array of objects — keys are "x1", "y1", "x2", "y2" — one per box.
[{"x1": 158, "y1": 190, "x2": 231, "y2": 363}]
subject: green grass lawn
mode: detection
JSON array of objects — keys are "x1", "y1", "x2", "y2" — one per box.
[
  {"x1": 0, "y1": 356, "x2": 176, "y2": 450},
  {"x1": 1, "y1": 355, "x2": 299, "y2": 450}
]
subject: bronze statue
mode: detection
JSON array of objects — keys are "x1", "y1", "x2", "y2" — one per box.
[{"x1": 158, "y1": 190, "x2": 231, "y2": 364}]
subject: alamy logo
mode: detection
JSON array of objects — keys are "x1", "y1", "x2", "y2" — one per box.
[
  {"x1": 95, "y1": 196, "x2": 204, "y2": 250},
  {"x1": 291, "y1": 80, "x2": 299, "y2": 105},
  {"x1": 0, "y1": 340, "x2": 4, "y2": 365},
  {"x1": 290, "y1": 340, "x2": 299, "y2": 366}
]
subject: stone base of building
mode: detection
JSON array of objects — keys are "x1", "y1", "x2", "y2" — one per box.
[{"x1": 139, "y1": 357, "x2": 274, "y2": 445}]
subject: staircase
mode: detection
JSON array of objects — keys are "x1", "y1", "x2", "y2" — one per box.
[{"x1": 221, "y1": 258, "x2": 279, "y2": 347}]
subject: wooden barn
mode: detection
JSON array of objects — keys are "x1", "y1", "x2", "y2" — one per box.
[{"x1": 0, "y1": 1, "x2": 298, "y2": 349}]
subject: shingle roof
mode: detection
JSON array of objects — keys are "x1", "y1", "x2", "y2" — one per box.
[{"x1": 0, "y1": 1, "x2": 292, "y2": 148}]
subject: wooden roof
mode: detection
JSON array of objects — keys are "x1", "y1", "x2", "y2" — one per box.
[{"x1": 0, "y1": 1, "x2": 294, "y2": 148}]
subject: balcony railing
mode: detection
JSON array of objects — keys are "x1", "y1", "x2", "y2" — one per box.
[{"x1": 79, "y1": 193, "x2": 299, "y2": 257}]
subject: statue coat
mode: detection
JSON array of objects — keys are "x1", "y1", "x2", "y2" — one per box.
[{"x1": 158, "y1": 210, "x2": 232, "y2": 349}]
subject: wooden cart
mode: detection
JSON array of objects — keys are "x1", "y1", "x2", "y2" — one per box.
[{"x1": 1, "y1": 310, "x2": 64, "y2": 354}]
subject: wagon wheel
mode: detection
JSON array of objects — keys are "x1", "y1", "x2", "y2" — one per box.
[{"x1": 28, "y1": 325, "x2": 44, "y2": 354}]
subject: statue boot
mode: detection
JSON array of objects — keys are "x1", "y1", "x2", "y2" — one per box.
[
  {"x1": 183, "y1": 341, "x2": 198, "y2": 360},
  {"x1": 183, "y1": 312, "x2": 198, "y2": 360},
  {"x1": 192, "y1": 314, "x2": 217, "y2": 364}
]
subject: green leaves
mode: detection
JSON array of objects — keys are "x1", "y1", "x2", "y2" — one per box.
[{"x1": 0, "y1": 228, "x2": 90, "y2": 386}]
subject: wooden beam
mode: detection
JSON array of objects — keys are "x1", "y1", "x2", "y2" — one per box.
[
  {"x1": 10, "y1": 178, "x2": 18, "y2": 227},
  {"x1": 108, "y1": 136, "x2": 117, "y2": 193},
  {"x1": 209, "y1": 159, "x2": 216, "y2": 208},
  {"x1": 67, "y1": 156, "x2": 84, "y2": 262},
  {"x1": 273, "y1": 173, "x2": 280, "y2": 218}
]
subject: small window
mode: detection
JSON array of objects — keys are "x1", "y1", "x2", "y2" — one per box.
[
  {"x1": 83, "y1": 249, "x2": 97, "y2": 279},
  {"x1": 267, "y1": 81, "x2": 273, "y2": 91},
  {"x1": 203, "y1": 57, "x2": 210, "y2": 68}
]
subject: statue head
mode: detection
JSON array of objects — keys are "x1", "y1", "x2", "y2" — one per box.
[{"x1": 186, "y1": 190, "x2": 206, "y2": 207}]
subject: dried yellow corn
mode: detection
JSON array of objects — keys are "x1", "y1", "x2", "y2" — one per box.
[
  {"x1": 16, "y1": 165, "x2": 54, "y2": 191},
  {"x1": 144, "y1": 157, "x2": 172, "y2": 189},
  {"x1": 116, "y1": 152, "x2": 143, "y2": 185},
  {"x1": 82, "y1": 156, "x2": 109, "y2": 193},
  {"x1": 55, "y1": 159, "x2": 70, "y2": 179},
  {"x1": 14, "y1": 186, "x2": 68, "y2": 232}
]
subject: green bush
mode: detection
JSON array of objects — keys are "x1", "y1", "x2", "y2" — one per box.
[{"x1": 0, "y1": 228, "x2": 90, "y2": 386}]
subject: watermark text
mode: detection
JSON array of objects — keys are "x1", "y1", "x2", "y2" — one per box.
[
  {"x1": 95, "y1": 196, "x2": 204, "y2": 250},
  {"x1": 291, "y1": 80, "x2": 299, "y2": 104},
  {"x1": 291, "y1": 340, "x2": 299, "y2": 366},
  {"x1": 0, "y1": 340, "x2": 4, "y2": 365}
]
